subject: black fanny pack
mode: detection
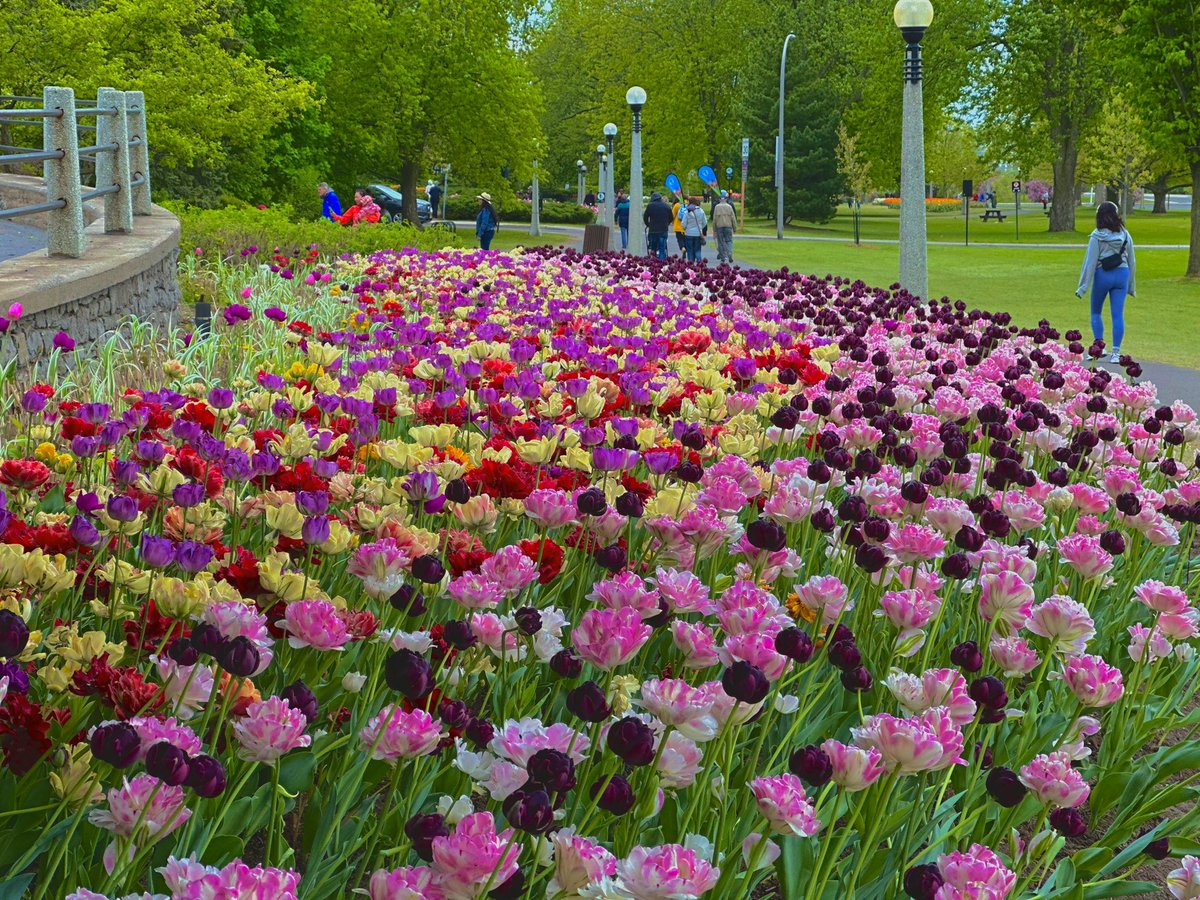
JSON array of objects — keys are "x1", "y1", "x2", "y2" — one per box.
[{"x1": 1099, "y1": 236, "x2": 1127, "y2": 271}]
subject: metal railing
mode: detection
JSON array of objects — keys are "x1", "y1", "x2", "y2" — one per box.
[{"x1": 0, "y1": 86, "x2": 151, "y2": 258}]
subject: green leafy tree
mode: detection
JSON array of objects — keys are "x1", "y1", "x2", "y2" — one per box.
[
  {"x1": 300, "y1": 0, "x2": 544, "y2": 224},
  {"x1": 926, "y1": 120, "x2": 985, "y2": 197},
  {"x1": 0, "y1": 0, "x2": 311, "y2": 205},
  {"x1": 1094, "y1": 0, "x2": 1200, "y2": 275},
  {"x1": 976, "y1": 0, "x2": 1108, "y2": 233}
]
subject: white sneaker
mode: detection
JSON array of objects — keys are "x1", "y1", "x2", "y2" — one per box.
[{"x1": 1109, "y1": 352, "x2": 1120, "y2": 364}]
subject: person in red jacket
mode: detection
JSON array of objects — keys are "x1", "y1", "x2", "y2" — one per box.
[{"x1": 335, "y1": 189, "x2": 382, "y2": 226}]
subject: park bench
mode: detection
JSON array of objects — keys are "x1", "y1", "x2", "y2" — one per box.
[{"x1": 979, "y1": 209, "x2": 1007, "y2": 222}]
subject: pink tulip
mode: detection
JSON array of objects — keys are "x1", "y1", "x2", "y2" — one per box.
[
  {"x1": 1167, "y1": 855, "x2": 1200, "y2": 900},
  {"x1": 523, "y1": 489, "x2": 577, "y2": 530},
  {"x1": 851, "y1": 711, "x2": 957, "y2": 774},
  {"x1": 639, "y1": 678, "x2": 718, "y2": 742},
  {"x1": 1133, "y1": 579, "x2": 1191, "y2": 615},
  {"x1": 430, "y1": 813, "x2": 521, "y2": 899},
  {"x1": 348, "y1": 538, "x2": 413, "y2": 600},
  {"x1": 241, "y1": 286, "x2": 253, "y2": 299},
  {"x1": 937, "y1": 843, "x2": 1017, "y2": 897},
  {"x1": 751, "y1": 774, "x2": 822, "y2": 837},
  {"x1": 990, "y1": 635, "x2": 1040, "y2": 677},
  {"x1": 572, "y1": 606, "x2": 651, "y2": 671},
  {"x1": 359, "y1": 706, "x2": 444, "y2": 761},
  {"x1": 885, "y1": 524, "x2": 947, "y2": 562},
  {"x1": 795, "y1": 574, "x2": 853, "y2": 627},
  {"x1": 548, "y1": 831, "x2": 616, "y2": 897},
  {"x1": 615, "y1": 845, "x2": 720, "y2": 898},
  {"x1": 231, "y1": 696, "x2": 312, "y2": 763},
  {"x1": 670, "y1": 620, "x2": 721, "y2": 669},
  {"x1": 656, "y1": 731, "x2": 704, "y2": 788},
  {"x1": 1057, "y1": 533, "x2": 1114, "y2": 580},
  {"x1": 88, "y1": 775, "x2": 191, "y2": 873},
  {"x1": 480, "y1": 545, "x2": 539, "y2": 595},
  {"x1": 821, "y1": 739, "x2": 886, "y2": 791},
  {"x1": 447, "y1": 572, "x2": 505, "y2": 610},
  {"x1": 489, "y1": 718, "x2": 589, "y2": 765},
  {"x1": 6, "y1": 302, "x2": 22, "y2": 319},
  {"x1": 1019, "y1": 750, "x2": 1091, "y2": 807},
  {"x1": 368, "y1": 865, "x2": 444, "y2": 899},
  {"x1": 978, "y1": 570, "x2": 1035, "y2": 627},
  {"x1": 1026, "y1": 595, "x2": 1095, "y2": 655},
  {"x1": 587, "y1": 571, "x2": 660, "y2": 619},
  {"x1": 652, "y1": 566, "x2": 714, "y2": 614},
  {"x1": 1060, "y1": 653, "x2": 1125, "y2": 707},
  {"x1": 159, "y1": 856, "x2": 301, "y2": 899},
  {"x1": 279, "y1": 599, "x2": 351, "y2": 651}
]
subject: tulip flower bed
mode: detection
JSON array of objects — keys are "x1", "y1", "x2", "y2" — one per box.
[{"x1": 2, "y1": 246, "x2": 1200, "y2": 900}]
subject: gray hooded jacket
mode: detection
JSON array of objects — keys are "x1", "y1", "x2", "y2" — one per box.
[{"x1": 1076, "y1": 228, "x2": 1136, "y2": 297}]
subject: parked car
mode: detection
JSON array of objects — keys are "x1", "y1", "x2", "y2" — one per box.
[{"x1": 367, "y1": 184, "x2": 433, "y2": 223}]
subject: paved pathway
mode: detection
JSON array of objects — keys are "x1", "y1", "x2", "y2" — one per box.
[
  {"x1": 0, "y1": 221, "x2": 45, "y2": 262},
  {"x1": 481, "y1": 222, "x2": 1200, "y2": 412}
]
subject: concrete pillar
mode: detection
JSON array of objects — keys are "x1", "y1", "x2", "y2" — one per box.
[
  {"x1": 628, "y1": 125, "x2": 645, "y2": 256},
  {"x1": 43, "y1": 86, "x2": 86, "y2": 258},
  {"x1": 898, "y1": 46, "x2": 928, "y2": 300},
  {"x1": 124, "y1": 90, "x2": 151, "y2": 215},
  {"x1": 96, "y1": 87, "x2": 133, "y2": 234},
  {"x1": 530, "y1": 161, "x2": 541, "y2": 237}
]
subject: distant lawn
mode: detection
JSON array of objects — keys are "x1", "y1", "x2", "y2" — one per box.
[
  {"x1": 733, "y1": 240, "x2": 1199, "y2": 369},
  {"x1": 483, "y1": 230, "x2": 565, "y2": 252},
  {"x1": 739, "y1": 206, "x2": 1193, "y2": 246}
]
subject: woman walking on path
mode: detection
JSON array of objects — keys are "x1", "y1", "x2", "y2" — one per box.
[
  {"x1": 678, "y1": 197, "x2": 707, "y2": 263},
  {"x1": 475, "y1": 193, "x2": 499, "y2": 250},
  {"x1": 1076, "y1": 200, "x2": 1136, "y2": 363}
]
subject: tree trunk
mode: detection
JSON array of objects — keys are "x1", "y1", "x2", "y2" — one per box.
[
  {"x1": 1049, "y1": 137, "x2": 1078, "y2": 232},
  {"x1": 1095, "y1": 184, "x2": 1106, "y2": 207},
  {"x1": 1188, "y1": 159, "x2": 1200, "y2": 278},
  {"x1": 1150, "y1": 174, "x2": 1169, "y2": 214},
  {"x1": 400, "y1": 159, "x2": 421, "y2": 228}
]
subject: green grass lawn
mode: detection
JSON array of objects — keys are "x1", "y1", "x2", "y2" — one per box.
[
  {"x1": 733, "y1": 239, "x2": 1199, "y2": 368},
  {"x1": 739, "y1": 206, "x2": 1193, "y2": 246}
]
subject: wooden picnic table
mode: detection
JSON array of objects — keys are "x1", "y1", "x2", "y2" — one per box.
[{"x1": 979, "y1": 209, "x2": 1007, "y2": 222}]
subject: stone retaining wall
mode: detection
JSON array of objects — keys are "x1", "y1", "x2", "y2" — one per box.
[{"x1": 0, "y1": 173, "x2": 180, "y2": 370}]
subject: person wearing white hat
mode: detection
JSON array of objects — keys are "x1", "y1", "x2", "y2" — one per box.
[{"x1": 475, "y1": 193, "x2": 498, "y2": 250}]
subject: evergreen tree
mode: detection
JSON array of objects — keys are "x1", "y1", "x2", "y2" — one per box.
[{"x1": 742, "y1": 49, "x2": 844, "y2": 224}]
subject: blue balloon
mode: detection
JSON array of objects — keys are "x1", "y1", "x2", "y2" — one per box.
[
  {"x1": 665, "y1": 173, "x2": 682, "y2": 194},
  {"x1": 698, "y1": 165, "x2": 717, "y2": 185}
]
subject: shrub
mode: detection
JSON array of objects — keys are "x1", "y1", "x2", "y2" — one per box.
[{"x1": 165, "y1": 202, "x2": 463, "y2": 261}]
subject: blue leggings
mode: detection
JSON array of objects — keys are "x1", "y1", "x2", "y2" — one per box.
[{"x1": 1090, "y1": 266, "x2": 1128, "y2": 348}]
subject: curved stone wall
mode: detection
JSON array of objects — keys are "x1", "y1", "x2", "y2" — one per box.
[{"x1": 0, "y1": 173, "x2": 180, "y2": 369}]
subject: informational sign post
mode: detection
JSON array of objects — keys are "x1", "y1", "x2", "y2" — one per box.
[
  {"x1": 741, "y1": 137, "x2": 749, "y2": 227},
  {"x1": 1012, "y1": 179, "x2": 1021, "y2": 241}
]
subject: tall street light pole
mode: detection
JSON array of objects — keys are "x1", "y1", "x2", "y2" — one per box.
[
  {"x1": 776, "y1": 32, "x2": 796, "y2": 240},
  {"x1": 626, "y1": 86, "x2": 647, "y2": 256},
  {"x1": 895, "y1": 0, "x2": 934, "y2": 300},
  {"x1": 576, "y1": 160, "x2": 585, "y2": 205},
  {"x1": 597, "y1": 144, "x2": 608, "y2": 229},
  {"x1": 604, "y1": 122, "x2": 618, "y2": 250},
  {"x1": 530, "y1": 159, "x2": 541, "y2": 237}
]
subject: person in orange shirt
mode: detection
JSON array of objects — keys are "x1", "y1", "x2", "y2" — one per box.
[{"x1": 334, "y1": 189, "x2": 382, "y2": 226}]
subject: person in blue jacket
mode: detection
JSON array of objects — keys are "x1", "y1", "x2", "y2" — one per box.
[
  {"x1": 615, "y1": 190, "x2": 631, "y2": 249},
  {"x1": 318, "y1": 183, "x2": 342, "y2": 221},
  {"x1": 476, "y1": 193, "x2": 498, "y2": 250}
]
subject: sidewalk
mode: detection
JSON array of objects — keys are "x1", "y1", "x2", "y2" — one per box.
[{"x1": 0, "y1": 221, "x2": 45, "y2": 262}]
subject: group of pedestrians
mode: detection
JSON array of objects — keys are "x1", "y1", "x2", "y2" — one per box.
[
  {"x1": 642, "y1": 191, "x2": 737, "y2": 263},
  {"x1": 318, "y1": 183, "x2": 381, "y2": 226}
]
